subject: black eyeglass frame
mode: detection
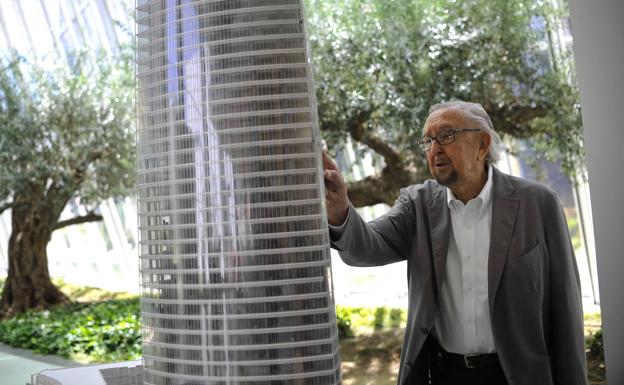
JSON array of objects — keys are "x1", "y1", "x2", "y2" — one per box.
[{"x1": 417, "y1": 128, "x2": 482, "y2": 152}]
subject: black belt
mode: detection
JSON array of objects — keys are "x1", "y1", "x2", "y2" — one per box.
[
  {"x1": 433, "y1": 350, "x2": 500, "y2": 369},
  {"x1": 428, "y1": 336, "x2": 500, "y2": 370}
]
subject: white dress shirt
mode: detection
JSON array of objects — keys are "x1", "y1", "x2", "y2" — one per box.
[{"x1": 433, "y1": 164, "x2": 495, "y2": 354}]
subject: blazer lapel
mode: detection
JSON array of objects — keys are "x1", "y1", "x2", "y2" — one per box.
[
  {"x1": 488, "y1": 168, "x2": 520, "y2": 316},
  {"x1": 429, "y1": 185, "x2": 451, "y2": 297}
]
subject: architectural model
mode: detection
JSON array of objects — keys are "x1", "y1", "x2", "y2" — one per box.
[
  {"x1": 32, "y1": 1, "x2": 340, "y2": 384},
  {"x1": 135, "y1": 0, "x2": 341, "y2": 384}
]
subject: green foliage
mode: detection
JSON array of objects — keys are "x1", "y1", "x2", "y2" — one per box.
[
  {"x1": 0, "y1": 47, "x2": 135, "y2": 207},
  {"x1": 584, "y1": 312, "x2": 602, "y2": 323},
  {"x1": 586, "y1": 329, "x2": 604, "y2": 359},
  {"x1": 305, "y1": 0, "x2": 584, "y2": 179},
  {"x1": 336, "y1": 307, "x2": 355, "y2": 339},
  {"x1": 336, "y1": 305, "x2": 407, "y2": 338},
  {"x1": 586, "y1": 328, "x2": 606, "y2": 383},
  {"x1": 0, "y1": 299, "x2": 141, "y2": 363},
  {"x1": 566, "y1": 214, "x2": 583, "y2": 251},
  {"x1": 0, "y1": 48, "x2": 136, "y2": 314}
]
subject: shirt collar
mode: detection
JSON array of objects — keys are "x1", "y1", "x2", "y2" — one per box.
[{"x1": 446, "y1": 163, "x2": 494, "y2": 208}]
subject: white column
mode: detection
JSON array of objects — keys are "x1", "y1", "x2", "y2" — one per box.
[{"x1": 568, "y1": 1, "x2": 624, "y2": 383}]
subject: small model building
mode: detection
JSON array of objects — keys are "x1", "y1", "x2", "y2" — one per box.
[
  {"x1": 32, "y1": 1, "x2": 341, "y2": 384},
  {"x1": 135, "y1": 0, "x2": 341, "y2": 384}
]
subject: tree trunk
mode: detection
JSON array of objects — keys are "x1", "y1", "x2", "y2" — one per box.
[{"x1": 0, "y1": 203, "x2": 69, "y2": 318}]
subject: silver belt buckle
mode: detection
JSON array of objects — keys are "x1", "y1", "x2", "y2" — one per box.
[{"x1": 464, "y1": 354, "x2": 480, "y2": 369}]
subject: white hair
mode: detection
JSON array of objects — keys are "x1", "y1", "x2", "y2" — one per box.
[{"x1": 428, "y1": 100, "x2": 504, "y2": 164}]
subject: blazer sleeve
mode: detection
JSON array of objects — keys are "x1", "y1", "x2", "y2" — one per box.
[
  {"x1": 543, "y1": 191, "x2": 588, "y2": 385},
  {"x1": 330, "y1": 187, "x2": 417, "y2": 267}
]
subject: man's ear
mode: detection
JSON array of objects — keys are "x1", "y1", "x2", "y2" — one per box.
[{"x1": 479, "y1": 132, "x2": 492, "y2": 160}]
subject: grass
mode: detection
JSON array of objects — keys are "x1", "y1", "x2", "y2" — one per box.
[
  {"x1": 341, "y1": 329, "x2": 403, "y2": 385},
  {"x1": 52, "y1": 278, "x2": 137, "y2": 302}
]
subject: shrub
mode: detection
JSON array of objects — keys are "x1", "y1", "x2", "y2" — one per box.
[
  {"x1": 335, "y1": 305, "x2": 407, "y2": 338},
  {"x1": 586, "y1": 328, "x2": 604, "y2": 359},
  {"x1": 0, "y1": 299, "x2": 141, "y2": 363},
  {"x1": 336, "y1": 309, "x2": 354, "y2": 339}
]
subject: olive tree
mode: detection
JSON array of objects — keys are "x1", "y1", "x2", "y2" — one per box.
[
  {"x1": 306, "y1": 0, "x2": 583, "y2": 206},
  {"x1": 0, "y1": 51, "x2": 135, "y2": 317}
]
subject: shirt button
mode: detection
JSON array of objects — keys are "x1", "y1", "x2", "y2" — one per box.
[{"x1": 420, "y1": 327, "x2": 429, "y2": 335}]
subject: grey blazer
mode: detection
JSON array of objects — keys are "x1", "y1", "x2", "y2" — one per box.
[{"x1": 331, "y1": 167, "x2": 587, "y2": 385}]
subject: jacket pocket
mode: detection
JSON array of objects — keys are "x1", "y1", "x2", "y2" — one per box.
[
  {"x1": 508, "y1": 241, "x2": 545, "y2": 293},
  {"x1": 509, "y1": 241, "x2": 544, "y2": 271}
]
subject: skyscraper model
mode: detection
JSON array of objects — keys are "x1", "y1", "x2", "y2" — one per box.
[{"x1": 136, "y1": 1, "x2": 341, "y2": 384}]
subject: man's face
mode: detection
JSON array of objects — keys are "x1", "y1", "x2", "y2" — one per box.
[{"x1": 422, "y1": 108, "x2": 488, "y2": 189}]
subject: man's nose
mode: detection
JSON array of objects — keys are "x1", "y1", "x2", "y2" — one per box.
[{"x1": 429, "y1": 138, "x2": 444, "y2": 154}]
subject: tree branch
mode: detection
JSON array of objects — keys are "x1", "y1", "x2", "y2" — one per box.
[
  {"x1": 333, "y1": 109, "x2": 433, "y2": 207},
  {"x1": 345, "y1": 109, "x2": 404, "y2": 167},
  {"x1": 346, "y1": 163, "x2": 431, "y2": 207},
  {"x1": 346, "y1": 174, "x2": 390, "y2": 207},
  {"x1": 51, "y1": 212, "x2": 103, "y2": 231},
  {"x1": 485, "y1": 102, "x2": 549, "y2": 138},
  {"x1": 0, "y1": 202, "x2": 14, "y2": 216}
]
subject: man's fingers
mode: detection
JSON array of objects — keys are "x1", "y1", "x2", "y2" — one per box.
[
  {"x1": 322, "y1": 156, "x2": 349, "y2": 225},
  {"x1": 323, "y1": 169, "x2": 342, "y2": 189},
  {"x1": 322, "y1": 151, "x2": 338, "y2": 171},
  {"x1": 322, "y1": 152, "x2": 344, "y2": 194},
  {"x1": 323, "y1": 169, "x2": 336, "y2": 180}
]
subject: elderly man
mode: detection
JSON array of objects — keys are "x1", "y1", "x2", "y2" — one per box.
[{"x1": 323, "y1": 101, "x2": 587, "y2": 385}]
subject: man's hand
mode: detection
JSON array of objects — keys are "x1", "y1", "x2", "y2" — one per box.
[{"x1": 322, "y1": 151, "x2": 350, "y2": 226}]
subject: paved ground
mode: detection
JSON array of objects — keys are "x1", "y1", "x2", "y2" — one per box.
[{"x1": 0, "y1": 343, "x2": 81, "y2": 385}]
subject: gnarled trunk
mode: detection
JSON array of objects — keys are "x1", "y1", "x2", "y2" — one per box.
[{"x1": 0, "y1": 203, "x2": 69, "y2": 318}]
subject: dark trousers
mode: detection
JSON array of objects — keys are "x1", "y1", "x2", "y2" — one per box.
[{"x1": 427, "y1": 336, "x2": 509, "y2": 385}]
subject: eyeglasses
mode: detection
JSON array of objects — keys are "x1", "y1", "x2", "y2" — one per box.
[{"x1": 417, "y1": 128, "x2": 482, "y2": 152}]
